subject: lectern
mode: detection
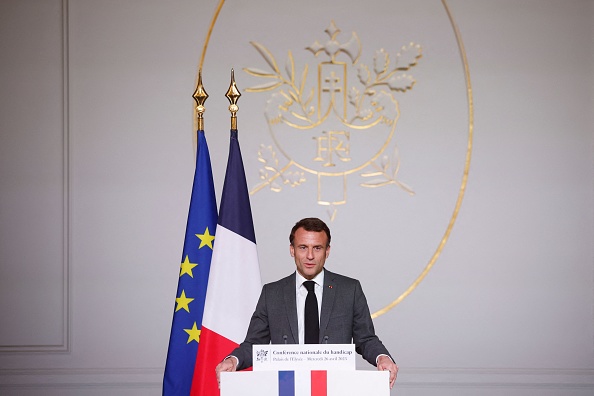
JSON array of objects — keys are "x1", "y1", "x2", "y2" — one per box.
[{"x1": 220, "y1": 344, "x2": 389, "y2": 396}]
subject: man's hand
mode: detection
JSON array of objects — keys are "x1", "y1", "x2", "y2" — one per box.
[
  {"x1": 215, "y1": 356, "x2": 238, "y2": 388},
  {"x1": 377, "y1": 355, "x2": 398, "y2": 389}
]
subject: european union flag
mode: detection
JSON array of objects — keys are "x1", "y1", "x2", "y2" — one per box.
[{"x1": 163, "y1": 130, "x2": 217, "y2": 395}]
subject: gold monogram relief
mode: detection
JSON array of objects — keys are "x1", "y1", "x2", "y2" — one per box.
[{"x1": 245, "y1": 21, "x2": 421, "y2": 220}]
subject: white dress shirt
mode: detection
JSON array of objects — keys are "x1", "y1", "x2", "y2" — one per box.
[{"x1": 295, "y1": 269, "x2": 324, "y2": 344}]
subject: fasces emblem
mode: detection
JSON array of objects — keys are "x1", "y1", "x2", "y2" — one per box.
[{"x1": 245, "y1": 21, "x2": 422, "y2": 220}]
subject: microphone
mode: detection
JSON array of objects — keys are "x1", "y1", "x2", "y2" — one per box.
[
  {"x1": 323, "y1": 335, "x2": 329, "y2": 344},
  {"x1": 283, "y1": 335, "x2": 288, "y2": 344}
]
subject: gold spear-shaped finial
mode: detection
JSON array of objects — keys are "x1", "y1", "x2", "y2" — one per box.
[
  {"x1": 193, "y1": 70, "x2": 208, "y2": 131},
  {"x1": 225, "y1": 69, "x2": 241, "y2": 130}
]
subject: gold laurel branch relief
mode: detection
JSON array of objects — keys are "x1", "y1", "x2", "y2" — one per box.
[
  {"x1": 244, "y1": 44, "x2": 322, "y2": 129},
  {"x1": 360, "y1": 145, "x2": 415, "y2": 194},
  {"x1": 353, "y1": 43, "x2": 422, "y2": 101},
  {"x1": 249, "y1": 145, "x2": 305, "y2": 195}
]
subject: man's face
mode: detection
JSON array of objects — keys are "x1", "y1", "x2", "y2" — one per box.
[{"x1": 290, "y1": 227, "x2": 331, "y2": 280}]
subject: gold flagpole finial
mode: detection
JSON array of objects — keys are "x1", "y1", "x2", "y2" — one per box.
[
  {"x1": 193, "y1": 70, "x2": 208, "y2": 131},
  {"x1": 225, "y1": 69, "x2": 241, "y2": 130}
]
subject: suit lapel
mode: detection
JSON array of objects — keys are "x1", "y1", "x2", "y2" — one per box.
[
  {"x1": 283, "y1": 273, "x2": 298, "y2": 343},
  {"x1": 319, "y1": 270, "x2": 336, "y2": 343}
]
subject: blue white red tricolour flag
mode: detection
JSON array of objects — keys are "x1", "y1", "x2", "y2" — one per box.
[
  {"x1": 191, "y1": 129, "x2": 262, "y2": 395},
  {"x1": 163, "y1": 130, "x2": 218, "y2": 395}
]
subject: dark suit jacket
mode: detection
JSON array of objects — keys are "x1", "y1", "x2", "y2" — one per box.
[{"x1": 230, "y1": 269, "x2": 392, "y2": 370}]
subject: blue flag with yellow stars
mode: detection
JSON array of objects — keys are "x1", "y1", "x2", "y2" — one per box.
[{"x1": 163, "y1": 130, "x2": 217, "y2": 395}]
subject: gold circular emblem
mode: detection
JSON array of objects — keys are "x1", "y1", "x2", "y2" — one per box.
[{"x1": 197, "y1": 0, "x2": 473, "y2": 318}]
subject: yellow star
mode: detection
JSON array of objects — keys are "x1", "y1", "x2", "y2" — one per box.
[
  {"x1": 196, "y1": 227, "x2": 215, "y2": 249},
  {"x1": 179, "y1": 255, "x2": 198, "y2": 278},
  {"x1": 175, "y1": 290, "x2": 194, "y2": 313},
  {"x1": 184, "y1": 322, "x2": 201, "y2": 344}
]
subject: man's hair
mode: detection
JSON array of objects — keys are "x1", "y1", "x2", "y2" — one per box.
[{"x1": 289, "y1": 217, "x2": 331, "y2": 246}]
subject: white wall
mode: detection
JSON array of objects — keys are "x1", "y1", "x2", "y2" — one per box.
[{"x1": 0, "y1": 0, "x2": 593, "y2": 395}]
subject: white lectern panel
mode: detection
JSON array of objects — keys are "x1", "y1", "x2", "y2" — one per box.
[{"x1": 221, "y1": 370, "x2": 389, "y2": 396}]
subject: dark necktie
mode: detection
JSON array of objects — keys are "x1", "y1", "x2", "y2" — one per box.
[{"x1": 303, "y1": 280, "x2": 319, "y2": 344}]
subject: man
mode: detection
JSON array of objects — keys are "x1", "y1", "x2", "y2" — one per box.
[{"x1": 216, "y1": 217, "x2": 398, "y2": 388}]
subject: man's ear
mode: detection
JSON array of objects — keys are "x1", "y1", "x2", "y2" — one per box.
[
  {"x1": 325, "y1": 245, "x2": 331, "y2": 259},
  {"x1": 290, "y1": 244, "x2": 295, "y2": 257}
]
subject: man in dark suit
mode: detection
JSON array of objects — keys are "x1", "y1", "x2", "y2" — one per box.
[{"x1": 215, "y1": 217, "x2": 398, "y2": 388}]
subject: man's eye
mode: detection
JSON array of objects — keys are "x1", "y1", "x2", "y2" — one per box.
[{"x1": 314, "y1": 247, "x2": 322, "y2": 252}]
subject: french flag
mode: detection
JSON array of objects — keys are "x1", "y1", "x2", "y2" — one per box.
[{"x1": 191, "y1": 129, "x2": 262, "y2": 395}]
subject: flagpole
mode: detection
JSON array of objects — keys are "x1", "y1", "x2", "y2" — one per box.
[
  {"x1": 226, "y1": 69, "x2": 241, "y2": 130},
  {"x1": 193, "y1": 70, "x2": 208, "y2": 131}
]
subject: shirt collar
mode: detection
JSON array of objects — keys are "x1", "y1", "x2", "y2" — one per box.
[{"x1": 296, "y1": 269, "x2": 325, "y2": 290}]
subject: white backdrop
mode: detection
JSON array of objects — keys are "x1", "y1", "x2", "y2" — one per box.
[{"x1": 0, "y1": 0, "x2": 593, "y2": 395}]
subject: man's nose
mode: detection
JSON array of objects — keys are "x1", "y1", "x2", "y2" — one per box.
[{"x1": 306, "y1": 248, "x2": 315, "y2": 259}]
